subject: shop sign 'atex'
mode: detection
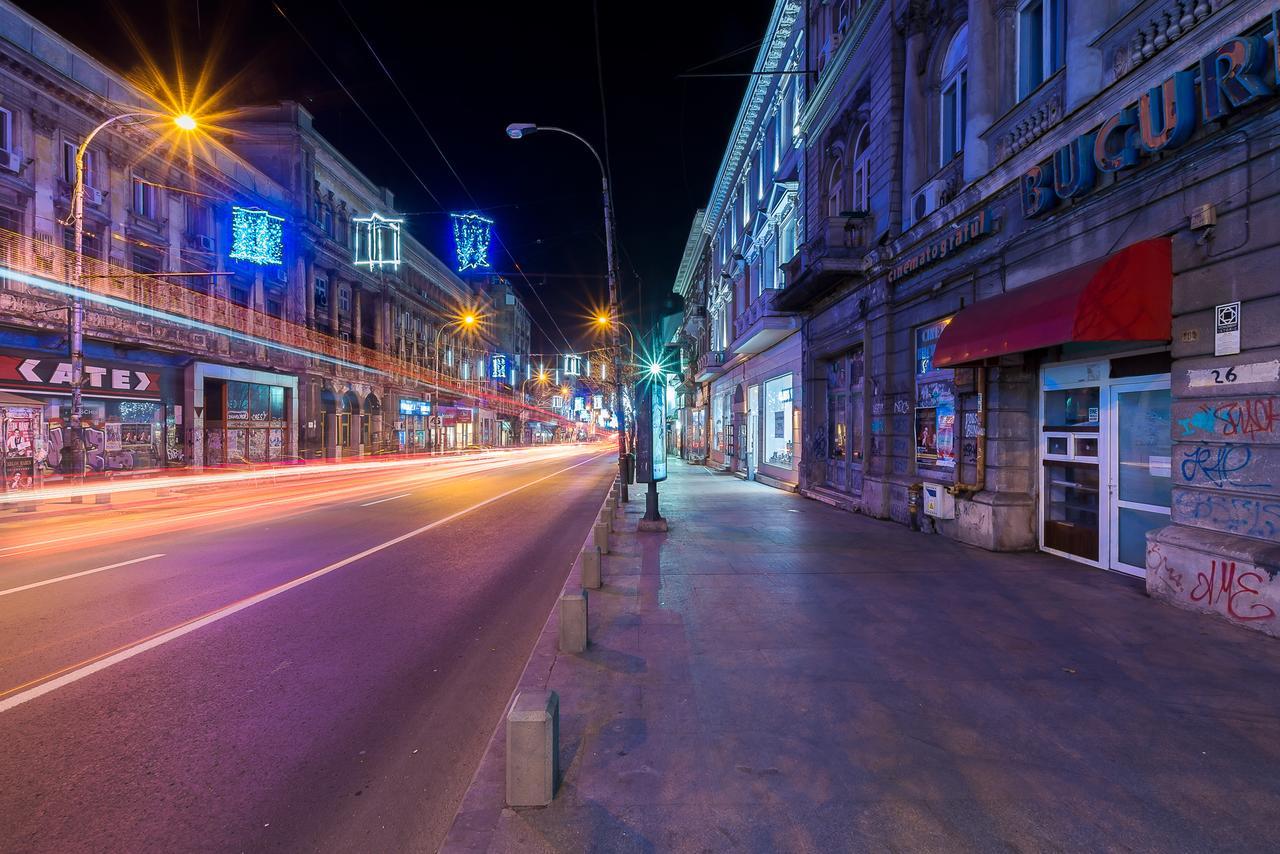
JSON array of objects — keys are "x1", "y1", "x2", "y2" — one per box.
[
  {"x1": 0, "y1": 355, "x2": 160, "y2": 398},
  {"x1": 1024, "y1": 12, "x2": 1280, "y2": 217}
]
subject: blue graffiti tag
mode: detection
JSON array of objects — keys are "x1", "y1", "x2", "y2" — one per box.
[
  {"x1": 1180, "y1": 445, "x2": 1271, "y2": 489},
  {"x1": 1177, "y1": 407, "x2": 1218, "y2": 437}
]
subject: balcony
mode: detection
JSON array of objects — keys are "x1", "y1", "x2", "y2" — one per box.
[
  {"x1": 775, "y1": 213, "x2": 873, "y2": 310},
  {"x1": 731, "y1": 287, "x2": 800, "y2": 356},
  {"x1": 695, "y1": 349, "x2": 727, "y2": 382}
]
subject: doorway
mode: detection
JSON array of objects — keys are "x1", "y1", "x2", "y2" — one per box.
[
  {"x1": 1039, "y1": 358, "x2": 1171, "y2": 577},
  {"x1": 747, "y1": 384, "x2": 759, "y2": 480}
]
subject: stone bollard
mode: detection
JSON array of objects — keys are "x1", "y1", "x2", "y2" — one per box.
[
  {"x1": 506, "y1": 690, "x2": 559, "y2": 807},
  {"x1": 593, "y1": 521, "x2": 610, "y2": 554},
  {"x1": 581, "y1": 545, "x2": 601, "y2": 589},
  {"x1": 559, "y1": 591, "x2": 587, "y2": 652}
]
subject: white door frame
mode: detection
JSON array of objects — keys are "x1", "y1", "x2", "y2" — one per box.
[
  {"x1": 747, "y1": 384, "x2": 759, "y2": 480},
  {"x1": 1108, "y1": 375, "x2": 1172, "y2": 576}
]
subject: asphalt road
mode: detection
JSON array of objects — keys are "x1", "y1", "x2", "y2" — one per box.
[{"x1": 0, "y1": 444, "x2": 615, "y2": 853}]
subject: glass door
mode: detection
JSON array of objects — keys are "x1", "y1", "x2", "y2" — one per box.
[
  {"x1": 746, "y1": 384, "x2": 759, "y2": 480},
  {"x1": 1040, "y1": 383, "x2": 1102, "y2": 565},
  {"x1": 1109, "y1": 380, "x2": 1172, "y2": 575}
]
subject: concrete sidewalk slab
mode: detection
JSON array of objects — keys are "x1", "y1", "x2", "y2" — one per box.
[{"x1": 441, "y1": 463, "x2": 1280, "y2": 853}]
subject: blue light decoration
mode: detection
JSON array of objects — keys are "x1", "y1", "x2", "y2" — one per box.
[
  {"x1": 354, "y1": 213, "x2": 403, "y2": 268},
  {"x1": 490, "y1": 353, "x2": 508, "y2": 381},
  {"x1": 450, "y1": 212, "x2": 494, "y2": 271},
  {"x1": 230, "y1": 207, "x2": 284, "y2": 265}
]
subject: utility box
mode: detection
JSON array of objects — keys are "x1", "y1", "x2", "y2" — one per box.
[{"x1": 922, "y1": 482, "x2": 955, "y2": 519}]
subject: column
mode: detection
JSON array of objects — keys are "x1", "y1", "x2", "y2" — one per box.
[
  {"x1": 373, "y1": 290, "x2": 385, "y2": 353},
  {"x1": 353, "y1": 284, "x2": 363, "y2": 347},
  {"x1": 900, "y1": 28, "x2": 930, "y2": 204},
  {"x1": 1064, "y1": 0, "x2": 1109, "y2": 111},
  {"x1": 964, "y1": 0, "x2": 999, "y2": 180}
]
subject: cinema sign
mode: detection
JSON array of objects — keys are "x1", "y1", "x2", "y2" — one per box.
[{"x1": 1023, "y1": 12, "x2": 1280, "y2": 217}]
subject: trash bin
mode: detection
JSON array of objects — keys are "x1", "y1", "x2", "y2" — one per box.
[{"x1": 625, "y1": 452, "x2": 636, "y2": 485}]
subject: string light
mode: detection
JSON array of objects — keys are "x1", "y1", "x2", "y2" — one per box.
[
  {"x1": 450, "y1": 212, "x2": 494, "y2": 271},
  {"x1": 230, "y1": 207, "x2": 284, "y2": 265}
]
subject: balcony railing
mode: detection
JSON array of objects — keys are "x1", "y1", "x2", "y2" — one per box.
[
  {"x1": 731, "y1": 288, "x2": 800, "y2": 356},
  {"x1": 695, "y1": 349, "x2": 727, "y2": 382},
  {"x1": 776, "y1": 213, "x2": 873, "y2": 309}
]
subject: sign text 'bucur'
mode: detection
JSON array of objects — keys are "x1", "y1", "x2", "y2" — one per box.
[{"x1": 1024, "y1": 12, "x2": 1280, "y2": 217}]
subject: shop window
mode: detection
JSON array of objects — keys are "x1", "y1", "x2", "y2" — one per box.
[
  {"x1": 763, "y1": 374, "x2": 795, "y2": 469},
  {"x1": 915, "y1": 318, "x2": 956, "y2": 469}
]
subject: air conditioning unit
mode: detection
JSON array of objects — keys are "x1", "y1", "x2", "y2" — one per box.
[
  {"x1": 910, "y1": 179, "x2": 944, "y2": 227},
  {"x1": 196, "y1": 234, "x2": 215, "y2": 252},
  {"x1": 0, "y1": 150, "x2": 20, "y2": 173},
  {"x1": 84, "y1": 186, "x2": 104, "y2": 205}
]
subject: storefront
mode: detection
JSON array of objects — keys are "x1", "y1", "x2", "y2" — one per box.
[
  {"x1": 0, "y1": 346, "x2": 177, "y2": 475},
  {"x1": 396, "y1": 397, "x2": 432, "y2": 453},
  {"x1": 706, "y1": 333, "x2": 801, "y2": 490},
  {"x1": 185, "y1": 362, "x2": 298, "y2": 467}
]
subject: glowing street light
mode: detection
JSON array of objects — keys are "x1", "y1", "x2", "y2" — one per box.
[{"x1": 68, "y1": 108, "x2": 198, "y2": 481}]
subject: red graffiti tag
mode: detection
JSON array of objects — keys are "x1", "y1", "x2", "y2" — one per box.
[
  {"x1": 1189, "y1": 560, "x2": 1276, "y2": 621},
  {"x1": 1217, "y1": 398, "x2": 1278, "y2": 438}
]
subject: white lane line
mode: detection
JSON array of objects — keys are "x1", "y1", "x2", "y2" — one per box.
[
  {"x1": 0, "y1": 453, "x2": 610, "y2": 714},
  {"x1": 0, "y1": 554, "x2": 166, "y2": 598},
  {"x1": 360, "y1": 492, "x2": 412, "y2": 507}
]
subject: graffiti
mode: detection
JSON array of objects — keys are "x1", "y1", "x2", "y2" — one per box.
[
  {"x1": 1178, "y1": 398, "x2": 1280, "y2": 441},
  {"x1": 962, "y1": 441, "x2": 978, "y2": 465},
  {"x1": 870, "y1": 418, "x2": 886, "y2": 434},
  {"x1": 872, "y1": 400, "x2": 886, "y2": 416},
  {"x1": 1190, "y1": 560, "x2": 1276, "y2": 622},
  {"x1": 810, "y1": 429, "x2": 827, "y2": 461},
  {"x1": 893, "y1": 398, "x2": 911, "y2": 415},
  {"x1": 1179, "y1": 445, "x2": 1270, "y2": 489},
  {"x1": 1174, "y1": 490, "x2": 1280, "y2": 540}
]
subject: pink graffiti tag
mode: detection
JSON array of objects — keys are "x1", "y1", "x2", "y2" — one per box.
[{"x1": 1189, "y1": 560, "x2": 1276, "y2": 621}]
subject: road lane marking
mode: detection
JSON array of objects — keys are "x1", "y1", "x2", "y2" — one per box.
[
  {"x1": 0, "y1": 453, "x2": 611, "y2": 713},
  {"x1": 359, "y1": 492, "x2": 412, "y2": 507},
  {"x1": 0, "y1": 447, "x2": 592, "y2": 556},
  {"x1": 0, "y1": 554, "x2": 166, "y2": 598}
]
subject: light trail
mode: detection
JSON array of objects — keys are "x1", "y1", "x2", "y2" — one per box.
[
  {"x1": 0, "y1": 452, "x2": 611, "y2": 713},
  {"x1": 0, "y1": 444, "x2": 605, "y2": 558}
]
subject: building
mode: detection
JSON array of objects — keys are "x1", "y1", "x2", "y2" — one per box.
[
  {"x1": 474, "y1": 274, "x2": 533, "y2": 445},
  {"x1": 674, "y1": 0, "x2": 807, "y2": 493},
  {"x1": 784, "y1": 0, "x2": 1280, "y2": 635},
  {"x1": 0, "y1": 0, "x2": 549, "y2": 488},
  {"x1": 674, "y1": 0, "x2": 1280, "y2": 636}
]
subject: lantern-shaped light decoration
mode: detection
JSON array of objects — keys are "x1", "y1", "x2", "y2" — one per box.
[
  {"x1": 451, "y1": 212, "x2": 494, "y2": 271},
  {"x1": 354, "y1": 213, "x2": 403, "y2": 268},
  {"x1": 230, "y1": 207, "x2": 285, "y2": 265}
]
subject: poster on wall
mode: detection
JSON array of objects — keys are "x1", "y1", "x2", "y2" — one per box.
[
  {"x1": 935, "y1": 400, "x2": 956, "y2": 468},
  {"x1": 104, "y1": 423, "x2": 123, "y2": 452},
  {"x1": 915, "y1": 407, "x2": 938, "y2": 461}
]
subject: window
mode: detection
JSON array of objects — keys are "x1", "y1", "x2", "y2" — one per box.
[
  {"x1": 826, "y1": 156, "x2": 845, "y2": 217},
  {"x1": 314, "y1": 276, "x2": 329, "y2": 310},
  {"x1": 851, "y1": 125, "x2": 871, "y2": 213},
  {"x1": 63, "y1": 225, "x2": 103, "y2": 259},
  {"x1": 0, "y1": 108, "x2": 11, "y2": 153},
  {"x1": 266, "y1": 298, "x2": 283, "y2": 319},
  {"x1": 824, "y1": 349, "x2": 864, "y2": 490},
  {"x1": 62, "y1": 141, "x2": 97, "y2": 188},
  {"x1": 940, "y1": 24, "x2": 968, "y2": 164},
  {"x1": 230, "y1": 285, "x2": 250, "y2": 307},
  {"x1": 338, "y1": 284, "x2": 350, "y2": 314},
  {"x1": 133, "y1": 178, "x2": 158, "y2": 220},
  {"x1": 186, "y1": 199, "x2": 211, "y2": 238},
  {"x1": 1018, "y1": 0, "x2": 1065, "y2": 100},
  {"x1": 131, "y1": 250, "x2": 161, "y2": 275},
  {"x1": 762, "y1": 241, "x2": 776, "y2": 292},
  {"x1": 763, "y1": 374, "x2": 795, "y2": 470}
]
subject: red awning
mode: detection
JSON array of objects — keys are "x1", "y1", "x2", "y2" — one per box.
[{"x1": 933, "y1": 237, "x2": 1172, "y2": 368}]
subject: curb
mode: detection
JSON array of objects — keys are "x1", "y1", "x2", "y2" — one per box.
[{"x1": 438, "y1": 477, "x2": 621, "y2": 853}]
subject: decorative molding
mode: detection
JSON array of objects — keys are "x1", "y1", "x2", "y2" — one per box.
[
  {"x1": 982, "y1": 70, "x2": 1065, "y2": 165},
  {"x1": 1103, "y1": 0, "x2": 1232, "y2": 86}
]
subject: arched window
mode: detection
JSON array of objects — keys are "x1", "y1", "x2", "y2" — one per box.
[
  {"x1": 940, "y1": 23, "x2": 968, "y2": 165},
  {"x1": 851, "y1": 125, "x2": 871, "y2": 213},
  {"x1": 826, "y1": 156, "x2": 845, "y2": 217}
]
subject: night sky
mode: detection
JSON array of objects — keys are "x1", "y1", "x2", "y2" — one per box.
[{"x1": 15, "y1": 0, "x2": 774, "y2": 355}]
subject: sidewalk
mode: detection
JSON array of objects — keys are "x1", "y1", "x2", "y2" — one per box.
[{"x1": 442, "y1": 463, "x2": 1280, "y2": 853}]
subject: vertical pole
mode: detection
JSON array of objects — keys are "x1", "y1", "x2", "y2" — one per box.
[
  {"x1": 70, "y1": 140, "x2": 88, "y2": 484},
  {"x1": 601, "y1": 175, "x2": 628, "y2": 502}
]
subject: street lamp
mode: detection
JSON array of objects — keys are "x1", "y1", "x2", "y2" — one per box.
[
  {"x1": 433, "y1": 311, "x2": 482, "y2": 453},
  {"x1": 507, "y1": 122, "x2": 630, "y2": 501},
  {"x1": 68, "y1": 109, "x2": 197, "y2": 481}
]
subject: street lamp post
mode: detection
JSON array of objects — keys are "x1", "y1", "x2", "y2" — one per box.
[
  {"x1": 507, "y1": 123, "x2": 629, "y2": 502},
  {"x1": 67, "y1": 110, "x2": 196, "y2": 480},
  {"x1": 432, "y1": 312, "x2": 478, "y2": 452}
]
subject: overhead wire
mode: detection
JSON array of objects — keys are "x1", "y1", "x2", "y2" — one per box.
[{"x1": 333, "y1": 0, "x2": 578, "y2": 356}]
